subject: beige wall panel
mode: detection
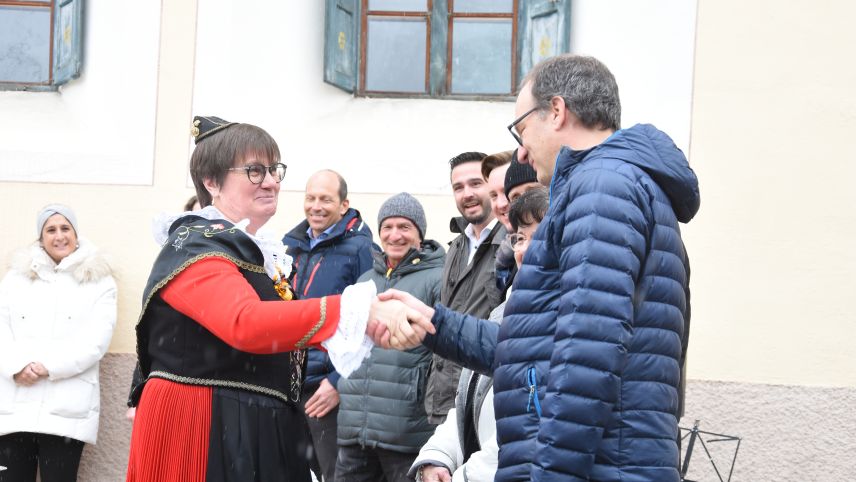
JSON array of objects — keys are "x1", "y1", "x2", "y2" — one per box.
[{"x1": 687, "y1": 0, "x2": 856, "y2": 386}]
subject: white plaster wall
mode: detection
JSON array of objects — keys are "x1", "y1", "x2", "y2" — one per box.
[
  {"x1": 0, "y1": 0, "x2": 160, "y2": 185},
  {"x1": 192, "y1": 0, "x2": 697, "y2": 195}
]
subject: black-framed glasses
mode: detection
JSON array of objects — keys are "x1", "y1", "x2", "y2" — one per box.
[
  {"x1": 507, "y1": 106, "x2": 539, "y2": 146},
  {"x1": 227, "y1": 163, "x2": 287, "y2": 184}
]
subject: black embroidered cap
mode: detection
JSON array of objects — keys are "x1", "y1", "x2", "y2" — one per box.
[{"x1": 191, "y1": 115, "x2": 237, "y2": 144}]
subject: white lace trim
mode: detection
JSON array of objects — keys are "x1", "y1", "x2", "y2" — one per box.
[
  {"x1": 151, "y1": 206, "x2": 292, "y2": 280},
  {"x1": 322, "y1": 281, "x2": 376, "y2": 378}
]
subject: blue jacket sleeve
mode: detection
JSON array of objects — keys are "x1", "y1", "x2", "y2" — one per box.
[
  {"x1": 531, "y1": 168, "x2": 650, "y2": 481},
  {"x1": 424, "y1": 304, "x2": 498, "y2": 376}
]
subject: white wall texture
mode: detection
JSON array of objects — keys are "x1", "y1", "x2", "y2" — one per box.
[{"x1": 0, "y1": 0, "x2": 160, "y2": 185}]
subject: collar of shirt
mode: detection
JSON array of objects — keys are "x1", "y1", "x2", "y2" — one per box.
[
  {"x1": 464, "y1": 218, "x2": 498, "y2": 265},
  {"x1": 307, "y1": 223, "x2": 338, "y2": 249}
]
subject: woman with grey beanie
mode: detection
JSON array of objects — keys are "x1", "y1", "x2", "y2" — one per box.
[{"x1": 0, "y1": 204, "x2": 117, "y2": 482}]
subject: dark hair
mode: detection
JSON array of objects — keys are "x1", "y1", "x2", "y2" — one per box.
[
  {"x1": 481, "y1": 150, "x2": 513, "y2": 180},
  {"x1": 524, "y1": 54, "x2": 621, "y2": 131},
  {"x1": 449, "y1": 151, "x2": 487, "y2": 172},
  {"x1": 183, "y1": 195, "x2": 199, "y2": 211},
  {"x1": 508, "y1": 186, "x2": 549, "y2": 232},
  {"x1": 189, "y1": 123, "x2": 280, "y2": 207},
  {"x1": 315, "y1": 169, "x2": 348, "y2": 201}
]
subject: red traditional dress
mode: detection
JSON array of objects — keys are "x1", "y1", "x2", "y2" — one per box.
[{"x1": 127, "y1": 214, "x2": 348, "y2": 482}]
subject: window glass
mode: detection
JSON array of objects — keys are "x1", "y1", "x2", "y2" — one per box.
[
  {"x1": 453, "y1": 0, "x2": 513, "y2": 14},
  {"x1": 365, "y1": 17, "x2": 427, "y2": 93},
  {"x1": 368, "y1": 0, "x2": 427, "y2": 12},
  {"x1": 0, "y1": 6, "x2": 51, "y2": 83},
  {"x1": 450, "y1": 18, "x2": 511, "y2": 94}
]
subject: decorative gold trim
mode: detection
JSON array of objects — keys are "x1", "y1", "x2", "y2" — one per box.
[
  {"x1": 295, "y1": 296, "x2": 327, "y2": 349},
  {"x1": 136, "y1": 251, "x2": 266, "y2": 328},
  {"x1": 148, "y1": 371, "x2": 290, "y2": 403}
]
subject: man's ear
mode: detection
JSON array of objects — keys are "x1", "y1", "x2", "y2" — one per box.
[
  {"x1": 340, "y1": 198, "x2": 350, "y2": 215},
  {"x1": 550, "y1": 95, "x2": 569, "y2": 130},
  {"x1": 203, "y1": 177, "x2": 220, "y2": 199}
]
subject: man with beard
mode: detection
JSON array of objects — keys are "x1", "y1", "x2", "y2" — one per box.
[{"x1": 423, "y1": 152, "x2": 506, "y2": 425}]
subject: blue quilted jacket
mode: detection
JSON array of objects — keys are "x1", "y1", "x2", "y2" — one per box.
[
  {"x1": 282, "y1": 208, "x2": 376, "y2": 390},
  {"x1": 426, "y1": 124, "x2": 699, "y2": 481}
]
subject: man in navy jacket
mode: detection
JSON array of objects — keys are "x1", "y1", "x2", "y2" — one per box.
[
  {"x1": 373, "y1": 54, "x2": 700, "y2": 482},
  {"x1": 283, "y1": 169, "x2": 375, "y2": 482}
]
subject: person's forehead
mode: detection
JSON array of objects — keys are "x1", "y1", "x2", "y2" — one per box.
[
  {"x1": 381, "y1": 216, "x2": 415, "y2": 228},
  {"x1": 305, "y1": 172, "x2": 340, "y2": 195},
  {"x1": 451, "y1": 161, "x2": 483, "y2": 183},
  {"x1": 515, "y1": 82, "x2": 535, "y2": 113},
  {"x1": 488, "y1": 164, "x2": 510, "y2": 185}
]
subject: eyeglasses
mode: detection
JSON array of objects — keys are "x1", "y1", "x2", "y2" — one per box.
[
  {"x1": 507, "y1": 106, "x2": 539, "y2": 146},
  {"x1": 507, "y1": 233, "x2": 530, "y2": 250},
  {"x1": 227, "y1": 163, "x2": 287, "y2": 184}
]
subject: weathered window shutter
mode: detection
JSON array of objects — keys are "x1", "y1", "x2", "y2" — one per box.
[
  {"x1": 324, "y1": 0, "x2": 359, "y2": 93},
  {"x1": 517, "y1": 0, "x2": 570, "y2": 84},
  {"x1": 53, "y1": 0, "x2": 84, "y2": 86}
]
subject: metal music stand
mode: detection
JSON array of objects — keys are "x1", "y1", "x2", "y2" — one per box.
[{"x1": 680, "y1": 420, "x2": 741, "y2": 482}]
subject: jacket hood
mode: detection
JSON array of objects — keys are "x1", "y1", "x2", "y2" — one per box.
[
  {"x1": 284, "y1": 208, "x2": 372, "y2": 248},
  {"x1": 566, "y1": 123, "x2": 700, "y2": 223},
  {"x1": 371, "y1": 239, "x2": 445, "y2": 276},
  {"x1": 8, "y1": 237, "x2": 114, "y2": 283}
]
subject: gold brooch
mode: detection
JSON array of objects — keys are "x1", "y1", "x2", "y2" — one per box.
[{"x1": 191, "y1": 119, "x2": 201, "y2": 138}]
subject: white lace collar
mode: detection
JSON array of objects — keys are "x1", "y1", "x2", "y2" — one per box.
[{"x1": 152, "y1": 206, "x2": 292, "y2": 280}]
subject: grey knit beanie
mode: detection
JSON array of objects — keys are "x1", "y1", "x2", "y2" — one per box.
[
  {"x1": 36, "y1": 204, "x2": 79, "y2": 238},
  {"x1": 377, "y1": 192, "x2": 427, "y2": 240}
]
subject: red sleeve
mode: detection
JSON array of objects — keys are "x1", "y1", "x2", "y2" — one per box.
[{"x1": 160, "y1": 257, "x2": 341, "y2": 354}]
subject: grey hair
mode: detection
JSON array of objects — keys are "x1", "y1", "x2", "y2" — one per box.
[{"x1": 525, "y1": 54, "x2": 621, "y2": 131}]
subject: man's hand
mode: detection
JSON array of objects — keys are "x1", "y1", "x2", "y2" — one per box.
[
  {"x1": 368, "y1": 298, "x2": 434, "y2": 350},
  {"x1": 125, "y1": 407, "x2": 136, "y2": 421},
  {"x1": 304, "y1": 378, "x2": 340, "y2": 418},
  {"x1": 13, "y1": 362, "x2": 47, "y2": 386},
  {"x1": 377, "y1": 289, "x2": 436, "y2": 320},
  {"x1": 421, "y1": 465, "x2": 452, "y2": 482}
]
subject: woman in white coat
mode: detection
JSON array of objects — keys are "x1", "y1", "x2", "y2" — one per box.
[{"x1": 0, "y1": 204, "x2": 117, "y2": 482}]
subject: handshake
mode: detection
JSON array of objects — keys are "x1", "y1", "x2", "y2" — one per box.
[{"x1": 366, "y1": 289, "x2": 437, "y2": 350}]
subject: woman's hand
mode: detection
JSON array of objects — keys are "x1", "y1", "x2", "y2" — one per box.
[{"x1": 13, "y1": 362, "x2": 48, "y2": 386}]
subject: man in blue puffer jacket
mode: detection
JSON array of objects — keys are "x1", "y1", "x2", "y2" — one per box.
[{"x1": 374, "y1": 54, "x2": 700, "y2": 482}]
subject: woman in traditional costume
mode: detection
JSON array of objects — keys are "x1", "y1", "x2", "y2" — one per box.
[{"x1": 126, "y1": 116, "x2": 419, "y2": 482}]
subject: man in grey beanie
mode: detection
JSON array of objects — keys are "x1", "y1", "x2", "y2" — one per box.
[{"x1": 335, "y1": 192, "x2": 444, "y2": 482}]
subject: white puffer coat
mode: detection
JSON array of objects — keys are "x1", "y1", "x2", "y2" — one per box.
[{"x1": 0, "y1": 239, "x2": 117, "y2": 444}]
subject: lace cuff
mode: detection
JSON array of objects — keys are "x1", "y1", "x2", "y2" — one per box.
[{"x1": 322, "y1": 281, "x2": 376, "y2": 378}]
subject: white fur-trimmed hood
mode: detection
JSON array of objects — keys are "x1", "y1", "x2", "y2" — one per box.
[{"x1": 8, "y1": 237, "x2": 114, "y2": 284}]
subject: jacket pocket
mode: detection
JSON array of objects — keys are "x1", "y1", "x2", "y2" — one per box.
[{"x1": 47, "y1": 377, "x2": 96, "y2": 419}]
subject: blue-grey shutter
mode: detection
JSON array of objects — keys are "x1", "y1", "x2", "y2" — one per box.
[
  {"x1": 52, "y1": 0, "x2": 84, "y2": 86},
  {"x1": 517, "y1": 0, "x2": 570, "y2": 83},
  {"x1": 324, "y1": 0, "x2": 359, "y2": 93}
]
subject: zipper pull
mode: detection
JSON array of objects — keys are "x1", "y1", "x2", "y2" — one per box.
[{"x1": 526, "y1": 367, "x2": 542, "y2": 417}]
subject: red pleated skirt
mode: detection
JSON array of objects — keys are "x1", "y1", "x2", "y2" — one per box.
[{"x1": 126, "y1": 378, "x2": 212, "y2": 482}]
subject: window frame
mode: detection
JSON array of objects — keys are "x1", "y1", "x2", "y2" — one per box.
[
  {"x1": 0, "y1": 0, "x2": 83, "y2": 91},
  {"x1": 324, "y1": 0, "x2": 570, "y2": 100},
  {"x1": 358, "y1": 0, "x2": 519, "y2": 99}
]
